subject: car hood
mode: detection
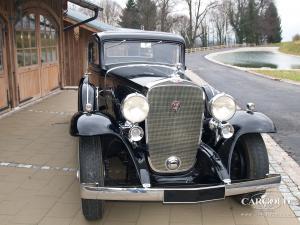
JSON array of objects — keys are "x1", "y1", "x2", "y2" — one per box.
[{"x1": 107, "y1": 64, "x2": 185, "y2": 88}]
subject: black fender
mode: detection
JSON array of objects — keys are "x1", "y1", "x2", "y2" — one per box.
[
  {"x1": 202, "y1": 85, "x2": 220, "y2": 117},
  {"x1": 218, "y1": 110, "x2": 276, "y2": 175},
  {"x1": 78, "y1": 76, "x2": 96, "y2": 112},
  {"x1": 69, "y1": 112, "x2": 144, "y2": 184},
  {"x1": 202, "y1": 84, "x2": 219, "y2": 101},
  {"x1": 70, "y1": 112, "x2": 119, "y2": 136}
]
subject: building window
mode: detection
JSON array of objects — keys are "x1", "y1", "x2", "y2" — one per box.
[
  {"x1": 15, "y1": 13, "x2": 37, "y2": 67},
  {"x1": 40, "y1": 15, "x2": 58, "y2": 63}
]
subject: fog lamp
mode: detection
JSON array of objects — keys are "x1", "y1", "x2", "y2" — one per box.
[
  {"x1": 129, "y1": 126, "x2": 144, "y2": 142},
  {"x1": 220, "y1": 123, "x2": 234, "y2": 139}
]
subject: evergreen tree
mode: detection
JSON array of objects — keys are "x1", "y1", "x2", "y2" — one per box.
[
  {"x1": 119, "y1": 0, "x2": 141, "y2": 29},
  {"x1": 136, "y1": 0, "x2": 157, "y2": 30},
  {"x1": 264, "y1": 1, "x2": 282, "y2": 43},
  {"x1": 245, "y1": 0, "x2": 259, "y2": 44},
  {"x1": 228, "y1": 0, "x2": 248, "y2": 44}
]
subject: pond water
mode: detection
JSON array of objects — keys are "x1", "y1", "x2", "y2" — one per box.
[{"x1": 211, "y1": 51, "x2": 300, "y2": 69}]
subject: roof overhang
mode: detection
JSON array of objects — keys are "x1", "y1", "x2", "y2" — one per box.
[
  {"x1": 68, "y1": 0, "x2": 99, "y2": 11},
  {"x1": 64, "y1": 0, "x2": 102, "y2": 31},
  {"x1": 64, "y1": 17, "x2": 98, "y2": 33}
]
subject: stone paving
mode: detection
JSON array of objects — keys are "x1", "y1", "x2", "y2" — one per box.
[
  {"x1": 265, "y1": 134, "x2": 300, "y2": 218},
  {"x1": 0, "y1": 89, "x2": 299, "y2": 225}
]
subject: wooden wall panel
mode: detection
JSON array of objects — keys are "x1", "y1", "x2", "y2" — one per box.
[
  {"x1": 41, "y1": 64, "x2": 59, "y2": 95},
  {"x1": 0, "y1": 77, "x2": 8, "y2": 108},
  {"x1": 18, "y1": 69, "x2": 40, "y2": 101},
  {"x1": 0, "y1": 1, "x2": 9, "y2": 17},
  {"x1": 63, "y1": 22, "x2": 94, "y2": 86},
  {"x1": 0, "y1": 1, "x2": 10, "y2": 111},
  {"x1": 49, "y1": 64, "x2": 59, "y2": 90}
]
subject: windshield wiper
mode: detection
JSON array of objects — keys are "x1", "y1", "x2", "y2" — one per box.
[
  {"x1": 105, "y1": 40, "x2": 126, "y2": 50},
  {"x1": 151, "y1": 40, "x2": 163, "y2": 47}
]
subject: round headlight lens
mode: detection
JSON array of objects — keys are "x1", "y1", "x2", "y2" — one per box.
[
  {"x1": 210, "y1": 94, "x2": 236, "y2": 121},
  {"x1": 121, "y1": 93, "x2": 149, "y2": 123}
]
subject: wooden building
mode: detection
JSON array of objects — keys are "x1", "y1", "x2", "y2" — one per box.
[
  {"x1": 0, "y1": 0, "x2": 108, "y2": 114},
  {"x1": 63, "y1": 9, "x2": 115, "y2": 87}
]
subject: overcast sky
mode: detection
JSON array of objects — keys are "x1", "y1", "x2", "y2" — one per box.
[{"x1": 113, "y1": 0, "x2": 299, "y2": 41}]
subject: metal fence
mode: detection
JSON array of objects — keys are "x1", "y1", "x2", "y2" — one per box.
[{"x1": 185, "y1": 44, "x2": 257, "y2": 54}]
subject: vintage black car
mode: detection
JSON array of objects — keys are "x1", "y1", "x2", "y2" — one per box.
[{"x1": 70, "y1": 30, "x2": 281, "y2": 220}]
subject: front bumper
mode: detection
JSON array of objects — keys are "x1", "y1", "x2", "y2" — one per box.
[{"x1": 81, "y1": 174, "x2": 281, "y2": 203}]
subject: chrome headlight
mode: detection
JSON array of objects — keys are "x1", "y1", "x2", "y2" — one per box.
[
  {"x1": 121, "y1": 93, "x2": 149, "y2": 123},
  {"x1": 209, "y1": 93, "x2": 236, "y2": 122}
]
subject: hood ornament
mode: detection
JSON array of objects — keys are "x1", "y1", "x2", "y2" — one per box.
[
  {"x1": 170, "y1": 75, "x2": 182, "y2": 83},
  {"x1": 171, "y1": 100, "x2": 181, "y2": 112},
  {"x1": 170, "y1": 63, "x2": 184, "y2": 83}
]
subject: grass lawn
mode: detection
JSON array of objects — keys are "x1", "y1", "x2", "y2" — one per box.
[
  {"x1": 252, "y1": 70, "x2": 300, "y2": 82},
  {"x1": 276, "y1": 41, "x2": 300, "y2": 56}
]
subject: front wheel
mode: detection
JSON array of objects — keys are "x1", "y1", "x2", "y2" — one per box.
[
  {"x1": 230, "y1": 133, "x2": 269, "y2": 205},
  {"x1": 79, "y1": 136, "x2": 105, "y2": 220}
]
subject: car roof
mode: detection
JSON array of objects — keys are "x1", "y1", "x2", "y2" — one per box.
[{"x1": 96, "y1": 29, "x2": 185, "y2": 44}]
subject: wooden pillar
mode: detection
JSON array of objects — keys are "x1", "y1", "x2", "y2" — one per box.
[
  {"x1": 58, "y1": 0, "x2": 65, "y2": 88},
  {"x1": 6, "y1": 1, "x2": 18, "y2": 108}
]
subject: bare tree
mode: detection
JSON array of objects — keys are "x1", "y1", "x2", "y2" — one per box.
[
  {"x1": 156, "y1": 0, "x2": 175, "y2": 32},
  {"x1": 100, "y1": 0, "x2": 122, "y2": 26},
  {"x1": 171, "y1": 14, "x2": 190, "y2": 38},
  {"x1": 211, "y1": 1, "x2": 229, "y2": 45},
  {"x1": 184, "y1": 0, "x2": 217, "y2": 48},
  {"x1": 199, "y1": 19, "x2": 209, "y2": 46}
]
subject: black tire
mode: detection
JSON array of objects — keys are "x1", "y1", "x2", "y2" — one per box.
[
  {"x1": 230, "y1": 134, "x2": 269, "y2": 205},
  {"x1": 79, "y1": 136, "x2": 105, "y2": 220}
]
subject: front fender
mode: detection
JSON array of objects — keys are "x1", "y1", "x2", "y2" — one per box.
[
  {"x1": 78, "y1": 76, "x2": 96, "y2": 112},
  {"x1": 229, "y1": 111, "x2": 276, "y2": 135},
  {"x1": 70, "y1": 112, "x2": 119, "y2": 136},
  {"x1": 218, "y1": 110, "x2": 276, "y2": 174},
  {"x1": 70, "y1": 112, "x2": 144, "y2": 184}
]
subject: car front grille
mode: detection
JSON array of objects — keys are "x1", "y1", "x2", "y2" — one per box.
[{"x1": 146, "y1": 80, "x2": 204, "y2": 173}]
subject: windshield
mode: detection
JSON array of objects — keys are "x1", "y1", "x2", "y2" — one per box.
[{"x1": 103, "y1": 40, "x2": 182, "y2": 67}]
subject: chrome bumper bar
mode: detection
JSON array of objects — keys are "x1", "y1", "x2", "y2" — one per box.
[{"x1": 81, "y1": 174, "x2": 281, "y2": 202}]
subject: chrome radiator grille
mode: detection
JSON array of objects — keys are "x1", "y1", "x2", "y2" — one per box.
[{"x1": 146, "y1": 81, "x2": 204, "y2": 173}]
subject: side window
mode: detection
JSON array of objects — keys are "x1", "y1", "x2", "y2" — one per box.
[
  {"x1": 15, "y1": 13, "x2": 38, "y2": 67},
  {"x1": 88, "y1": 39, "x2": 99, "y2": 65},
  {"x1": 40, "y1": 15, "x2": 58, "y2": 63}
]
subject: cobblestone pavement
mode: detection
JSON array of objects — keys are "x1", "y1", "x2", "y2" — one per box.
[{"x1": 0, "y1": 89, "x2": 299, "y2": 225}]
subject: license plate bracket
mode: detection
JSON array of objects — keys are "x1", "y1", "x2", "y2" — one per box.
[{"x1": 163, "y1": 186, "x2": 225, "y2": 203}]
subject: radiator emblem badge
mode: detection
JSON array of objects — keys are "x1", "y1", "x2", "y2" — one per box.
[
  {"x1": 166, "y1": 156, "x2": 181, "y2": 170},
  {"x1": 171, "y1": 100, "x2": 181, "y2": 112}
]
